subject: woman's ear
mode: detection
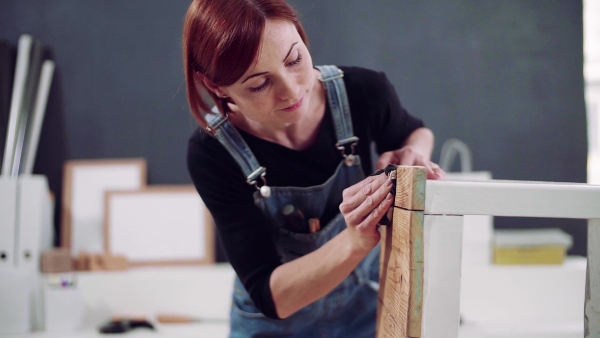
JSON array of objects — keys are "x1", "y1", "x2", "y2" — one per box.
[{"x1": 201, "y1": 75, "x2": 228, "y2": 98}]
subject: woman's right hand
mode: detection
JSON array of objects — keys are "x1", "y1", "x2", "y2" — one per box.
[{"x1": 339, "y1": 173, "x2": 394, "y2": 254}]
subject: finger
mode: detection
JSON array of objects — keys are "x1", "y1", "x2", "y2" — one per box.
[
  {"x1": 346, "y1": 177, "x2": 393, "y2": 225},
  {"x1": 426, "y1": 163, "x2": 441, "y2": 179},
  {"x1": 376, "y1": 151, "x2": 395, "y2": 170},
  {"x1": 430, "y1": 166, "x2": 446, "y2": 180},
  {"x1": 342, "y1": 172, "x2": 383, "y2": 199},
  {"x1": 355, "y1": 189, "x2": 394, "y2": 230},
  {"x1": 398, "y1": 151, "x2": 416, "y2": 166},
  {"x1": 340, "y1": 174, "x2": 389, "y2": 213}
]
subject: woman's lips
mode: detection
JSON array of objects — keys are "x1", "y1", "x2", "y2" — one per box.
[{"x1": 280, "y1": 96, "x2": 303, "y2": 112}]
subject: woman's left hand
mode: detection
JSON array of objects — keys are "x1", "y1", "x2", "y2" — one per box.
[{"x1": 376, "y1": 145, "x2": 446, "y2": 180}]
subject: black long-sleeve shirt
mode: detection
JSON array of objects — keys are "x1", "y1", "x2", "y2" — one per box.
[{"x1": 187, "y1": 66, "x2": 424, "y2": 319}]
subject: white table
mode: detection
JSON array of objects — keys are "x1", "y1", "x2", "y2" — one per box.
[{"x1": 0, "y1": 258, "x2": 586, "y2": 338}]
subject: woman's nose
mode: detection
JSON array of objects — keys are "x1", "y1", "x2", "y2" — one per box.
[{"x1": 277, "y1": 75, "x2": 299, "y2": 101}]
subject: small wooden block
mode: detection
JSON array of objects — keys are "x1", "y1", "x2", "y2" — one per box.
[
  {"x1": 89, "y1": 254, "x2": 103, "y2": 271},
  {"x1": 101, "y1": 254, "x2": 129, "y2": 271},
  {"x1": 394, "y1": 166, "x2": 426, "y2": 211},
  {"x1": 378, "y1": 208, "x2": 424, "y2": 338},
  {"x1": 74, "y1": 252, "x2": 90, "y2": 271},
  {"x1": 156, "y1": 314, "x2": 198, "y2": 324},
  {"x1": 41, "y1": 248, "x2": 73, "y2": 273},
  {"x1": 74, "y1": 252, "x2": 129, "y2": 271}
]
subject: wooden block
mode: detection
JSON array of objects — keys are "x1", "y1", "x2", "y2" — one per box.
[
  {"x1": 394, "y1": 166, "x2": 426, "y2": 211},
  {"x1": 378, "y1": 208, "x2": 424, "y2": 338},
  {"x1": 40, "y1": 248, "x2": 73, "y2": 273},
  {"x1": 74, "y1": 251, "x2": 129, "y2": 271},
  {"x1": 156, "y1": 314, "x2": 200, "y2": 324},
  {"x1": 88, "y1": 253, "x2": 103, "y2": 271},
  {"x1": 101, "y1": 253, "x2": 129, "y2": 271},
  {"x1": 74, "y1": 252, "x2": 90, "y2": 271},
  {"x1": 378, "y1": 165, "x2": 426, "y2": 338}
]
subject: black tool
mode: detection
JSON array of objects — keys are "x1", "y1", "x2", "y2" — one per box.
[
  {"x1": 98, "y1": 319, "x2": 155, "y2": 334},
  {"x1": 371, "y1": 164, "x2": 398, "y2": 226}
]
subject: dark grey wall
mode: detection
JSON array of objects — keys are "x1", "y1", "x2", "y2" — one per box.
[
  {"x1": 0, "y1": 0, "x2": 196, "y2": 249},
  {"x1": 0, "y1": 1, "x2": 587, "y2": 256},
  {"x1": 288, "y1": 1, "x2": 588, "y2": 256}
]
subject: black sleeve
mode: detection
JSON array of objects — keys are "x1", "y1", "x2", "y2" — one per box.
[
  {"x1": 187, "y1": 130, "x2": 282, "y2": 319},
  {"x1": 371, "y1": 71, "x2": 424, "y2": 153},
  {"x1": 341, "y1": 66, "x2": 425, "y2": 155}
]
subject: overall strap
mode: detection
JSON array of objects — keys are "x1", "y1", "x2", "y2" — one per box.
[
  {"x1": 205, "y1": 107, "x2": 270, "y2": 197},
  {"x1": 316, "y1": 65, "x2": 359, "y2": 161},
  {"x1": 204, "y1": 66, "x2": 357, "y2": 195}
]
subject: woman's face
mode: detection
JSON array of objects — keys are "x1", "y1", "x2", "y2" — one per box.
[{"x1": 218, "y1": 20, "x2": 317, "y2": 129}]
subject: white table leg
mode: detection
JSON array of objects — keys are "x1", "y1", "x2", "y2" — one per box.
[
  {"x1": 421, "y1": 215, "x2": 463, "y2": 338},
  {"x1": 586, "y1": 218, "x2": 600, "y2": 337}
]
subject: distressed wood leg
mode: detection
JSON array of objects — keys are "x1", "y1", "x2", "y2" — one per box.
[
  {"x1": 586, "y1": 218, "x2": 600, "y2": 337},
  {"x1": 377, "y1": 166, "x2": 425, "y2": 338},
  {"x1": 421, "y1": 215, "x2": 463, "y2": 338},
  {"x1": 378, "y1": 209, "x2": 424, "y2": 338}
]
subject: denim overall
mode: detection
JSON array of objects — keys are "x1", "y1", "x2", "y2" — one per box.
[{"x1": 206, "y1": 66, "x2": 380, "y2": 337}]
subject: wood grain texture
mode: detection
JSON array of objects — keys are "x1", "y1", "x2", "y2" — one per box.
[
  {"x1": 378, "y1": 207, "x2": 424, "y2": 338},
  {"x1": 586, "y1": 218, "x2": 600, "y2": 337},
  {"x1": 394, "y1": 166, "x2": 426, "y2": 211}
]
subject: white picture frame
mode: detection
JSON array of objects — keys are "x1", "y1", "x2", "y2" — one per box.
[
  {"x1": 61, "y1": 159, "x2": 147, "y2": 256},
  {"x1": 104, "y1": 185, "x2": 215, "y2": 266}
]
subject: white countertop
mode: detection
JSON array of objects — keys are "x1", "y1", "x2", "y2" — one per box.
[{"x1": 0, "y1": 258, "x2": 587, "y2": 338}]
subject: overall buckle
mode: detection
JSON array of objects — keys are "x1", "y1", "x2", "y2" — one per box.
[
  {"x1": 246, "y1": 166, "x2": 271, "y2": 198},
  {"x1": 336, "y1": 136, "x2": 359, "y2": 166}
]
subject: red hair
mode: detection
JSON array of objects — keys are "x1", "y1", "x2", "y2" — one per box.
[{"x1": 183, "y1": 0, "x2": 308, "y2": 131}]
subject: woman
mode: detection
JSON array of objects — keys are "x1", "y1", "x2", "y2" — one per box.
[{"x1": 183, "y1": 0, "x2": 445, "y2": 336}]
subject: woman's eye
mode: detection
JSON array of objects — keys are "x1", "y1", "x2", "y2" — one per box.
[
  {"x1": 287, "y1": 53, "x2": 302, "y2": 67},
  {"x1": 249, "y1": 79, "x2": 270, "y2": 93}
]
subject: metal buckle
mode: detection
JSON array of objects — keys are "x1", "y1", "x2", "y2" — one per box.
[
  {"x1": 336, "y1": 136, "x2": 359, "y2": 166},
  {"x1": 246, "y1": 166, "x2": 266, "y2": 186},
  {"x1": 246, "y1": 167, "x2": 271, "y2": 198},
  {"x1": 205, "y1": 113, "x2": 228, "y2": 133},
  {"x1": 319, "y1": 69, "x2": 344, "y2": 82},
  {"x1": 335, "y1": 136, "x2": 359, "y2": 157}
]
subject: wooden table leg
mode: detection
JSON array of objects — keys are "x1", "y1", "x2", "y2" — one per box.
[{"x1": 377, "y1": 166, "x2": 425, "y2": 338}]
